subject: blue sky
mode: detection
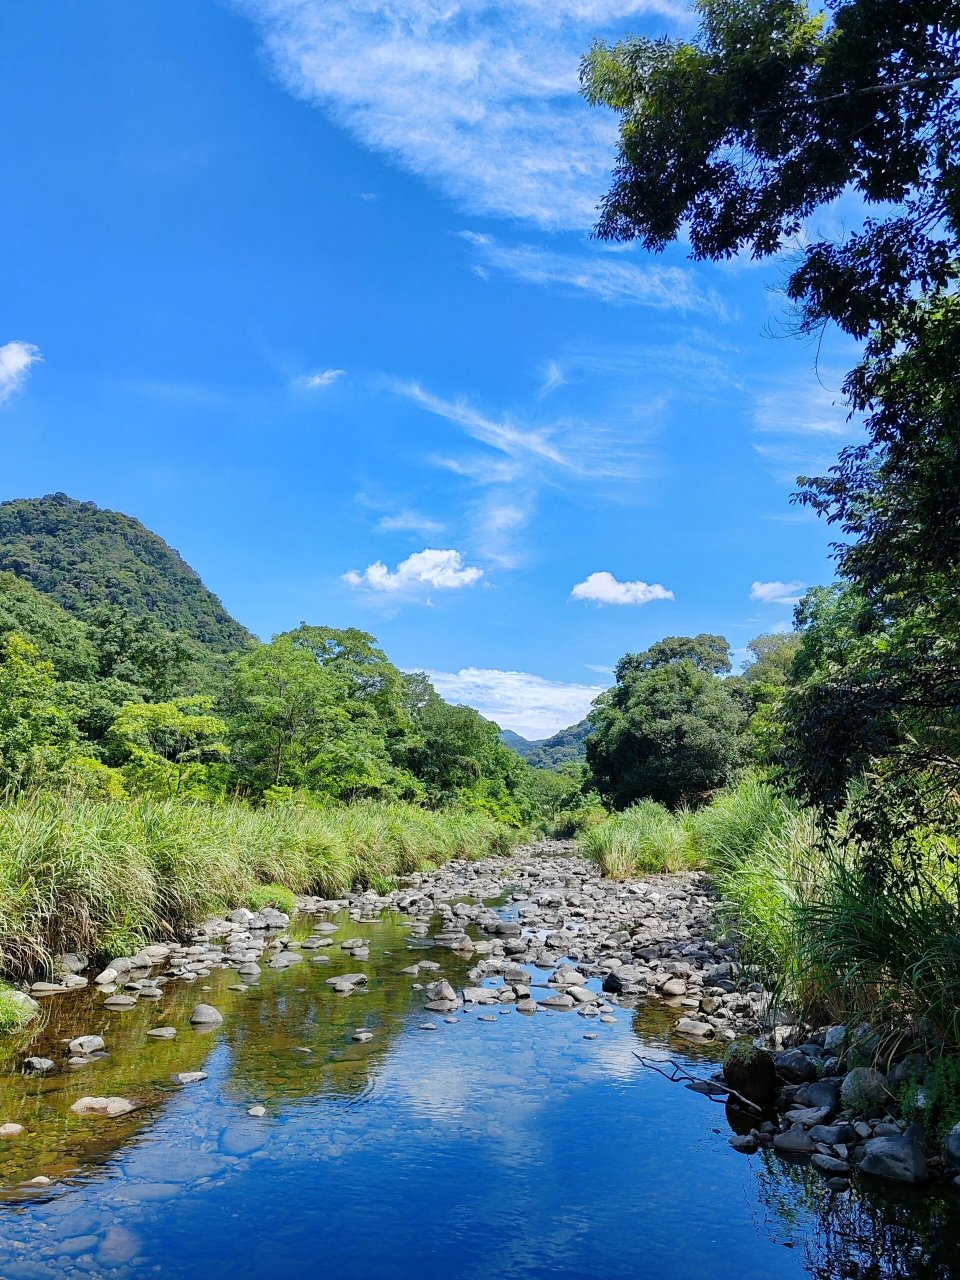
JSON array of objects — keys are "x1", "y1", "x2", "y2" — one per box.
[{"x1": 0, "y1": 0, "x2": 860, "y2": 738}]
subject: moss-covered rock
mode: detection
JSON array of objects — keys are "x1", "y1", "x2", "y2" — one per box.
[{"x1": 723, "y1": 1040, "x2": 778, "y2": 1106}]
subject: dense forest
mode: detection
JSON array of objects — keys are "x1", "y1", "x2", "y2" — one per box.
[{"x1": 0, "y1": 496, "x2": 540, "y2": 827}]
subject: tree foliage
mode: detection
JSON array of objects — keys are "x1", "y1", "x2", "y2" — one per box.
[
  {"x1": 582, "y1": 0, "x2": 960, "y2": 345},
  {"x1": 587, "y1": 635, "x2": 747, "y2": 809}
]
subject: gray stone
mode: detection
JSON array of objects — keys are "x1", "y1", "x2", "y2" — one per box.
[
  {"x1": 774, "y1": 1048, "x2": 818, "y2": 1084},
  {"x1": 0, "y1": 1123, "x2": 24, "y2": 1137},
  {"x1": 103, "y1": 994, "x2": 138, "y2": 1010},
  {"x1": 811, "y1": 1153, "x2": 850, "y2": 1175},
  {"x1": 146, "y1": 1027, "x2": 177, "y2": 1039},
  {"x1": 840, "y1": 1067, "x2": 888, "y2": 1113},
  {"x1": 70, "y1": 1096, "x2": 135, "y2": 1117},
  {"x1": 943, "y1": 1122, "x2": 960, "y2": 1169},
  {"x1": 859, "y1": 1133, "x2": 927, "y2": 1183},
  {"x1": 189, "y1": 1004, "x2": 223, "y2": 1026},
  {"x1": 809, "y1": 1122, "x2": 859, "y2": 1145},
  {"x1": 172, "y1": 1071, "x2": 207, "y2": 1084},
  {"x1": 773, "y1": 1127, "x2": 816, "y2": 1154},
  {"x1": 68, "y1": 1035, "x2": 105, "y2": 1056},
  {"x1": 729, "y1": 1133, "x2": 759, "y2": 1153},
  {"x1": 823, "y1": 1025, "x2": 847, "y2": 1056},
  {"x1": 676, "y1": 1017, "x2": 714, "y2": 1038},
  {"x1": 22, "y1": 1057, "x2": 55, "y2": 1074}
]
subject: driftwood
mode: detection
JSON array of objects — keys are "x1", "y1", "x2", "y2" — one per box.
[{"x1": 632, "y1": 1052, "x2": 763, "y2": 1113}]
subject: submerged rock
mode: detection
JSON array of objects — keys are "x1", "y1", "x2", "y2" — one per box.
[{"x1": 70, "y1": 1096, "x2": 135, "y2": 1117}]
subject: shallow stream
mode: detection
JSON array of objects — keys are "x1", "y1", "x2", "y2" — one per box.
[{"x1": 0, "y1": 890, "x2": 957, "y2": 1279}]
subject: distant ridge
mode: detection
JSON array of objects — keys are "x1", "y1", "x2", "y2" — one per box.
[
  {"x1": 498, "y1": 719, "x2": 594, "y2": 769},
  {"x1": 0, "y1": 493, "x2": 252, "y2": 653}
]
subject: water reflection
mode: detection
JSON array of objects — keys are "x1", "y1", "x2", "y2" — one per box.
[{"x1": 0, "y1": 901, "x2": 956, "y2": 1279}]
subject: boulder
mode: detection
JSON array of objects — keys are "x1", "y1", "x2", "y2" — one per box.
[
  {"x1": 943, "y1": 1122, "x2": 960, "y2": 1170},
  {"x1": 723, "y1": 1041, "x2": 778, "y2": 1106},
  {"x1": 840, "y1": 1067, "x2": 888, "y2": 1113},
  {"x1": 773, "y1": 1127, "x2": 816, "y2": 1154},
  {"x1": 859, "y1": 1131, "x2": 928, "y2": 1183}
]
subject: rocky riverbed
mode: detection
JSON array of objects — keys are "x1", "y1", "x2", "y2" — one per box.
[{"x1": 11, "y1": 839, "x2": 960, "y2": 1197}]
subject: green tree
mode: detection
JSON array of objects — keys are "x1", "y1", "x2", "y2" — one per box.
[
  {"x1": 0, "y1": 634, "x2": 77, "y2": 789},
  {"x1": 587, "y1": 636, "x2": 747, "y2": 809},
  {"x1": 581, "y1": 0, "x2": 960, "y2": 346},
  {"x1": 107, "y1": 697, "x2": 228, "y2": 798}
]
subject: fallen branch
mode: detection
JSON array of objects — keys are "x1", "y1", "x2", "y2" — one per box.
[{"x1": 632, "y1": 1052, "x2": 763, "y2": 1113}]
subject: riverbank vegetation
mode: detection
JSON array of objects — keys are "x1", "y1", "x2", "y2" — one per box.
[
  {"x1": 0, "y1": 496, "x2": 541, "y2": 977},
  {"x1": 577, "y1": 0, "x2": 960, "y2": 1055}
]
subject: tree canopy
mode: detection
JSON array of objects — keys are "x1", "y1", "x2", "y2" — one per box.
[{"x1": 587, "y1": 635, "x2": 747, "y2": 808}]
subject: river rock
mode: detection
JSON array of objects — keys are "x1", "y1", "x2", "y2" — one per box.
[
  {"x1": 823, "y1": 1025, "x2": 847, "y2": 1056},
  {"x1": 773, "y1": 1127, "x2": 816, "y2": 1154},
  {"x1": 146, "y1": 1027, "x2": 177, "y2": 1039},
  {"x1": 774, "y1": 1048, "x2": 818, "y2": 1084},
  {"x1": 22, "y1": 1057, "x2": 55, "y2": 1074},
  {"x1": 723, "y1": 1041, "x2": 778, "y2": 1106},
  {"x1": 69, "y1": 1035, "x2": 105, "y2": 1056},
  {"x1": 70, "y1": 1096, "x2": 135, "y2": 1117},
  {"x1": 811, "y1": 1153, "x2": 850, "y2": 1175},
  {"x1": 840, "y1": 1067, "x2": 888, "y2": 1113},
  {"x1": 676, "y1": 1017, "x2": 714, "y2": 1038},
  {"x1": 859, "y1": 1131, "x2": 928, "y2": 1183},
  {"x1": 729, "y1": 1133, "x2": 759, "y2": 1153},
  {"x1": 0, "y1": 1123, "x2": 24, "y2": 1137},
  {"x1": 424, "y1": 979, "x2": 458, "y2": 1004},
  {"x1": 103, "y1": 994, "x2": 138, "y2": 1010},
  {"x1": 172, "y1": 1072, "x2": 208, "y2": 1084},
  {"x1": 189, "y1": 1004, "x2": 224, "y2": 1026}
]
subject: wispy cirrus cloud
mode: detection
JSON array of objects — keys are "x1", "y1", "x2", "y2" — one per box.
[
  {"x1": 750, "y1": 579, "x2": 806, "y2": 605},
  {"x1": 377, "y1": 510, "x2": 448, "y2": 536},
  {"x1": 752, "y1": 376, "x2": 863, "y2": 481},
  {"x1": 0, "y1": 341, "x2": 42, "y2": 405},
  {"x1": 423, "y1": 666, "x2": 605, "y2": 739},
  {"x1": 236, "y1": 0, "x2": 687, "y2": 230},
  {"x1": 343, "y1": 547, "x2": 483, "y2": 596},
  {"x1": 571, "y1": 570, "x2": 674, "y2": 606},
  {"x1": 460, "y1": 232, "x2": 729, "y2": 317},
  {"x1": 300, "y1": 367, "x2": 345, "y2": 389}
]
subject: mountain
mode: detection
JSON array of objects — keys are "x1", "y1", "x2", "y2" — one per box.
[
  {"x1": 498, "y1": 719, "x2": 594, "y2": 769},
  {"x1": 499, "y1": 728, "x2": 537, "y2": 755},
  {"x1": 0, "y1": 494, "x2": 252, "y2": 653}
]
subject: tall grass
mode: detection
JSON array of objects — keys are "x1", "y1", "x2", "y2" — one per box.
[
  {"x1": 0, "y1": 793, "x2": 515, "y2": 979},
  {"x1": 581, "y1": 799, "x2": 704, "y2": 876}
]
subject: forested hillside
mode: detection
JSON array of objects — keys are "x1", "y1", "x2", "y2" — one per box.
[{"x1": 0, "y1": 494, "x2": 251, "y2": 653}]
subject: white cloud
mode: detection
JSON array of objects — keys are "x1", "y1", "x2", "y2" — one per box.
[
  {"x1": 423, "y1": 666, "x2": 605, "y2": 738},
  {"x1": 753, "y1": 380, "x2": 850, "y2": 437},
  {"x1": 750, "y1": 580, "x2": 806, "y2": 606},
  {"x1": 397, "y1": 380, "x2": 570, "y2": 467},
  {"x1": 585, "y1": 662, "x2": 614, "y2": 674},
  {"x1": 571, "y1": 571, "x2": 673, "y2": 606},
  {"x1": 343, "y1": 547, "x2": 483, "y2": 594},
  {"x1": 0, "y1": 341, "x2": 42, "y2": 405},
  {"x1": 301, "y1": 368, "x2": 345, "y2": 388},
  {"x1": 539, "y1": 359, "x2": 566, "y2": 398},
  {"x1": 461, "y1": 233, "x2": 728, "y2": 317},
  {"x1": 237, "y1": 0, "x2": 687, "y2": 230},
  {"x1": 377, "y1": 510, "x2": 448, "y2": 536}
]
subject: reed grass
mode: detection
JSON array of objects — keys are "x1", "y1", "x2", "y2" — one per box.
[{"x1": 0, "y1": 793, "x2": 514, "y2": 979}]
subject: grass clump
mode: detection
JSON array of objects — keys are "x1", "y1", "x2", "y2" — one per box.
[
  {"x1": 0, "y1": 793, "x2": 516, "y2": 980},
  {"x1": 581, "y1": 800, "x2": 703, "y2": 877},
  {"x1": 0, "y1": 983, "x2": 39, "y2": 1034},
  {"x1": 244, "y1": 882, "x2": 297, "y2": 914}
]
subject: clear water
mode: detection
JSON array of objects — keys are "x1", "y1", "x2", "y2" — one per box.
[{"x1": 0, "y1": 901, "x2": 957, "y2": 1280}]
